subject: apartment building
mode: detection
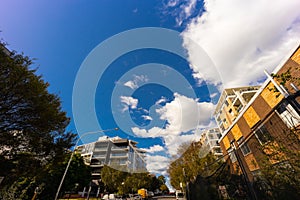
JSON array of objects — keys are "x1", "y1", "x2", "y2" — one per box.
[
  {"x1": 199, "y1": 128, "x2": 223, "y2": 157},
  {"x1": 76, "y1": 136, "x2": 147, "y2": 179},
  {"x1": 217, "y1": 45, "x2": 300, "y2": 186},
  {"x1": 214, "y1": 86, "x2": 260, "y2": 133}
]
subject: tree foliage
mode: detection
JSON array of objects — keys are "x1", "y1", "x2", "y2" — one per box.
[
  {"x1": 253, "y1": 128, "x2": 300, "y2": 199},
  {"x1": 168, "y1": 141, "x2": 227, "y2": 200},
  {"x1": 0, "y1": 43, "x2": 76, "y2": 199},
  {"x1": 101, "y1": 165, "x2": 167, "y2": 195},
  {"x1": 168, "y1": 141, "x2": 221, "y2": 190}
]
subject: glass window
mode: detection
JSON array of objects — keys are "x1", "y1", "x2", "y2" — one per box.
[
  {"x1": 255, "y1": 125, "x2": 272, "y2": 145},
  {"x1": 225, "y1": 100, "x2": 229, "y2": 107},
  {"x1": 214, "y1": 147, "x2": 222, "y2": 153},
  {"x1": 237, "y1": 137, "x2": 251, "y2": 156},
  {"x1": 240, "y1": 144, "x2": 251, "y2": 156},
  {"x1": 208, "y1": 134, "x2": 214, "y2": 139}
]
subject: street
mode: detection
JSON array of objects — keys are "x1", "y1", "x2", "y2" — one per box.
[{"x1": 151, "y1": 195, "x2": 176, "y2": 200}]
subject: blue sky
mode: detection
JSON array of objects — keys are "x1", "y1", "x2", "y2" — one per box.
[{"x1": 1, "y1": 0, "x2": 300, "y2": 186}]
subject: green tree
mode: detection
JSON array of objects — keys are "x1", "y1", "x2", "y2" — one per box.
[
  {"x1": 160, "y1": 184, "x2": 169, "y2": 193},
  {"x1": 168, "y1": 141, "x2": 223, "y2": 199},
  {"x1": 101, "y1": 165, "x2": 167, "y2": 195},
  {"x1": 0, "y1": 43, "x2": 75, "y2": 199},
  {"x1": 101, "y1": 165, "x2": 127, "y2": 193},
  {"x1": 253, "y1": 128, "x2": 300, "y2": 199}
]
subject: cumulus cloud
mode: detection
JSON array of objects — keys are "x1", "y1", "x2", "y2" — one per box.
[
  {"x1": 143, "y1": 133, "x2": 203, "y2": 177},
  {"x1": 156, "y1": 93, "x2": 215, "y2": 133},
  {"x1": 163, "y1": 132, "x2": 203, "y2": 156},
  {"x1": 182, "y1": 0, "x2": 300, "y2": 88},
  {"x1": 141, "y1": 115, "x2": 153, "y2": 121},
  {"x1": 163, "y1": 0, "x2": 199, "y2": 27},
  {"x1": 145, "y1": 155, "x2": 170, "y2": 175},
  {"x1": 124, "y1": 75, "x2": 149, "y2": 89},
  {"x1": 120, "y1": 96, "x2": 138, "y2": 112},
  {"x1": 132, "y1": 126, "x2": 166, "y2": 138},
  {"x1": 155, "y1": 96, "x2": 168, "y2": 105},
  {"x1": 141, "y1": 145, "x2": 165, "y2": 153},
  {"x1": 132, "y1": 93, "x2": 215, "y2": 155}
]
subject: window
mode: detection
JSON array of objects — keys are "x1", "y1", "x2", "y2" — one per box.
[
  {"x1": 237, "y1": 137, "x2": 251, "y2": 156},
  {"x1": 255, "y1": 125, "x2": 272, "y2": 145},
  {"x1": 229, "y1": 108, "x2": 235, "y2": 116},
  {"x1": 119, "y1": 159, "x2": 127, "y2": 165},
  {"x1": 225, "y1": 100, "x2": 229, "y2": 107},
  {"x1": 111, "y1": 152, "x2": 127, "y2": 157},
  {"x1": 276, "y1": 101, "x2": 300, "y2": 128},
  {"x1": 214, "y1": 147, "x2": 222, "y2": 153},
  {"x1": 240, "y1": 144, "x2": 251, "y2": 156},
  {"x1": 228, "y1": 147, "x2": 237, "y2": 163},
  {"x1": 93, "y1": 152, "x2": 106, "y2": 157}
]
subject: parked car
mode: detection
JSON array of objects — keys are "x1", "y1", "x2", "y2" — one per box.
[
  {"x1": 102, "y1": 193, "x2": 117, "y2": 200},
  {"x1": 148, "y1": 191, "x2": 154, "y2": 197},
  {"x1": 133, "y1": 194, "x2": 142, "y2": 200}
]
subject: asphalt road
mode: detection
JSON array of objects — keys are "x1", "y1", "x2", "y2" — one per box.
[{"x1": 151, "y1": 195, "x2": 176, "y2": 200}]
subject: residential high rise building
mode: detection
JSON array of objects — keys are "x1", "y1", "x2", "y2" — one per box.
[
  {"x1": 216, "y1": 45, "x2": 300, "y2": 198},
  {"x1": 76, "y1": 136, "x2": 147, "y2": 179},
  {"x1": 199, "y1": 128, "x2": 223, "y2": 157},
  {"x1": 214, "y1": 86, "x2": 260, "y2": 133}
]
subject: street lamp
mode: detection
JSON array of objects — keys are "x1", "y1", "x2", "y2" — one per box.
[{"x1": 54, "y1": 128, "x2": 119, "y2": 200}]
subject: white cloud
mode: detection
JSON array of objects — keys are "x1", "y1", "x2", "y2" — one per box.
[
  {"x1": 156, "y1": 93, "x2": 215, "y2": 133},
  {"x1": 124, "y1": 81, "x2": 137, "y2": 90},
  {"x1": 163, "y1": 132, "x2": 202, "y2": 156},
  {"x1": 145, "y1": 155, "x2": 170, "y2": 175},
  {"x1": 132, "y1": 93, "x2": 215, "y2": 155},
  {"x1": 141, "y1": 145, "x2": 165, "y2": 153},
  {"x1": 120, "y1": 96, "x2": 138, "y2": 112},
  {"x1": 183, "y1": 0, "x2": 197, "y2": 18},
  {"x1": 141, "y1": 115, "x2": 153, "y2": 121},
  {"x1": 132, "y1": 126, "x2": 166, "y2": 138},
  {"x1": 209, "y1": 92, "x2": 218, "y2": 99},
  {"x1": 123, "y1": 75, "x2": 149, "y2": 89},
  {"x1": 166, "y1": 0, "x2": 178, "y2": 8},
  {"x1": 163, "y1": 0, "x2": 198, "y2": 26},
  {"x1": 155, "y1": 96, "x2": 168, "y2": 105},
  {"x1": 182, "y1": 0, "x2": 300, "y2": 88}
]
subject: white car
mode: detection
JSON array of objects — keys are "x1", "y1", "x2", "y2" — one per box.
[
  {"x1": 148, "y1": 191, "x2": 154, "y2": 197},
  {"x1": 102, "y1": 194, "x2": 116, "y2": 200}
]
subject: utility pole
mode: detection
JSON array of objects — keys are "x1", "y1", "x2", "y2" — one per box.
[
  {"x1": 31, "y1": 187, "x2": 39, "y2": 200},
  {"x1": 231, "y1": 141, "x2": 257, "y2": 200},
  {"x1": 182, "y1": 168, "x2": 189, "y2": 200}
]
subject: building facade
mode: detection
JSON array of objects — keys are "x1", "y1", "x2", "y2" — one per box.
[
  {"x1": 76, "y1": 136, "x2": 147, "y2": 179},
  {"x1": 216, "y1": 45, "x2": 300, "y2": 196},
  {"x1": 199, "y1": 128, "x2": 223, "y2": 157},
  {"x1": 214, "y1": 86, "x2": 260, "y2": 133}
]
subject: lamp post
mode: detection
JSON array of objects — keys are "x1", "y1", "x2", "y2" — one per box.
[{"x1": 54, "y1": 128, "x2": 119, "y2": 200}]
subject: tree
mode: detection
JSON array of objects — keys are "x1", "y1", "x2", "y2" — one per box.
[
  {"x1": 160, "y1": 184, "x2": 169, "y2": 193},
  {"x1": 101, "y1": 165, "x2": 127, "y2": 193},
  {"x1": 45, "y1": 153, "x2": 91, "y2": 198},
  {"x1": 253, "y1": 127, "x2": 300, "y2": 199},
  {"x1": 101, "y1": 165, "x2": 168, "y2": 195},
  {"x1": 168, "y1": 141, "x2": 224, "y2": 199},
  {"x1": 0, "y1": 43, "x2": 75, "y2": 199}
]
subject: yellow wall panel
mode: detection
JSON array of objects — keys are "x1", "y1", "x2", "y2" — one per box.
[
  {"x1": 231, "y1": 124, "x2": 242, "y2": 141},
  {"x1": 291, "y1": 47, "x2": 300, "y2": 64},
  {"x1": 261, "y1": 82, "x2": 284, "y2": 108},
  {"x1": 222, "y1": 136, "x2": 230, "y2": 150},
  {"x1": 243, "y1": 106, "x2": 260, "y2": 128},
  {"x1": 244, "y1": 154, "x2": 260, "y2": 171}
]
